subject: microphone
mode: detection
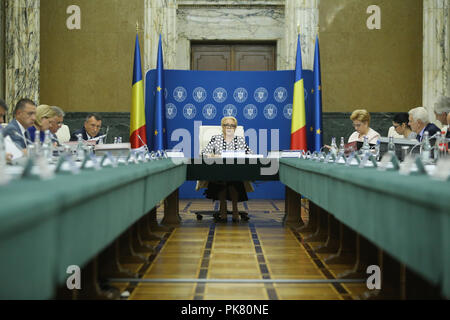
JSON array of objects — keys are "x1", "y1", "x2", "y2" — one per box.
[
  {"x1": 13, "y1": 130, "x2": 33, "y2": 146},
  {"x1": 137, "y1": 134, "x2": 150, "y2": 154}
]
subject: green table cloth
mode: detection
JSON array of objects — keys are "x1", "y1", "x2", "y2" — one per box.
[
  {"x1": 279, "y1": 158, "x2": 450, "y2": 299},
  {"x1": 0, "y1": 159, "x2": 186, "y2": 299}
]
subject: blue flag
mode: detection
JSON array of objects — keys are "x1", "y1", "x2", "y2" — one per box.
[
  {"x1": 312, "y1": 36, "x2": 323, "y2": 152},
  {"x1": 153, "y1": 34, "x2": 167, "y2": 151}
]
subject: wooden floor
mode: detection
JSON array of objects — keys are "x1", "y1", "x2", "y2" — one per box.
[{"x1": 109, "y1": 199, "x2": 368, "y2": 300}]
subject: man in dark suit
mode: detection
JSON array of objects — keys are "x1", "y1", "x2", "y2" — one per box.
[
  {"x1": 0, "y1": 99, "x2": 8, "y2": 124},
  {"x1": 408, "y1": 106, "x2": 440, "y2": 142},
  {"x1": 3, "y1": 98, "x2": 37, "y2": 150},
  {"x1": 70, "y1": 113, "x2": 102, "y2": 142}
]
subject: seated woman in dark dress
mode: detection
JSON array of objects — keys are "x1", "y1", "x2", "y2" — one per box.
[{"x1": 200, "y1": 116, "x2": 253, "y2": 223}]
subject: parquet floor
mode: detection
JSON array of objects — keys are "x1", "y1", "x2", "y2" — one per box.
[{"x1": 109, "y1": 199, "x2": 368, "y2": 300}]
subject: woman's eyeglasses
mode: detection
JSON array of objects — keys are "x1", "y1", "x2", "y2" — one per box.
[{"x1": 222, "y1": 124, "x2": 236, "y2": 129}]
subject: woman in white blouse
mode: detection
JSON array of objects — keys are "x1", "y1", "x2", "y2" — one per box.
[
  {"x1": 200, "y1": 116, "x2": 253, "y2": 223},
  {"x1": 348, "y1": 109, "x2": 380, "y2": 144}
]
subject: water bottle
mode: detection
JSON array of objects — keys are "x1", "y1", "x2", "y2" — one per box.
[
  {"x1": 330, "y1": 137, "x2": 338, "y2": 156},
  {"x1": 360, "y1": 136, "x2": 371, "y2": 155},
  {"x1": 34, "y1": 129, "x2": 41, "y2": 155},
  {"x1": 388, "y1": 136, "x2": 395, "y2": 154},
  {"x1": 114, "y1": 137, "x2": 118, "y2": 144},
  {"x1": 42, "y1": 130, "x2": 53, "y2": 162},
  {"x1": 438, "y1": 131, "x2": 447, "y2": 158},
  {"x1": 76, "y1": 134, "x2": 84, "y2": 161},
  {"x1": 374, "y1": 139, "x2": 381, "y2": 161},
  {"x1": 338, "y1": 137, "x2": 345, "y2": 156},
  {"x1": 421, "y1": 131, "x2": 431, "y2": 164},
  {"x1": 118, "y1": 137, "x2": 122, "y2": 144},
  {"x1": 0, "y1": 133, "x2": 6, "y2": 167}
]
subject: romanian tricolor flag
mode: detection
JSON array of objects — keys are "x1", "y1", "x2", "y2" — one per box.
[
  {"x1": 290, "y1": 35, "x2": 307, "y2": 151},
  {"x1": 130, "y1": 34, "x2": 147, "y2": 149}
]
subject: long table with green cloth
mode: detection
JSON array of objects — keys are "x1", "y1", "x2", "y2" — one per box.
[
  {"x1": 0, "y1": 159, "x2": 186, "y2": 300},
  {"x1": 279, "y1": 158, "x2": 450, "y2": 299}
]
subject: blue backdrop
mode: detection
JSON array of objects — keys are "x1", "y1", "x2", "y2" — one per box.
[{"x1": 145, "y1": 69, "x2": 314, "y2": 199}]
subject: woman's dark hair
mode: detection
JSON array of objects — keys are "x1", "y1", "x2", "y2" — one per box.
[{"x1": 393, "y1": 112, "x2": 410, "y2": 126}]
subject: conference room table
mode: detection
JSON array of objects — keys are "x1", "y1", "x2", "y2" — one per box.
[
  {"x1": 0, "y1": 158, "x2": 186, "y2": 299},
  {"x1": 2, "y1": 155, "x2": 449, "y2": 299},
  {"x1": 278, "y1": 158, "x2": 450, "y2": 299}
]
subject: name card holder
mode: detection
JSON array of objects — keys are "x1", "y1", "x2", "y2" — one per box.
[
  {"x1": 431, "y1": 157, "x2": 450, "y2": 181},
  {"x1": 414, "y1": 157, "x2": 427, "y2": 175},
  {"x1": 345, "y1": 152, "x2": 360, "y2": 166},
  {"x1": 81, "y1": 152, "x2": 101, "y2": 171},
  {"x1": 55, "y1": 155, "x2": 80, "y2": 175},
  {"x1": 101, "y1": 152, "x2": 118, "y2": 168},
  {"x1": 378, "y1": 153, "x2": 400, "y2": 171},
  {"x1": 21, "y1": 158, "x2": 34, "y2": 178},
  {"x1": 359, "y1": 153, "x2": 377, "y2": 168}
]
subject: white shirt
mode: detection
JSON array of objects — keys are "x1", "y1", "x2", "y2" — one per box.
[
  {"x1": 348, "y1": 128, "x2": 381, "y2": 144},
  {"x1": 16, "y1": 120, "x2": 28, "y2": 146}
]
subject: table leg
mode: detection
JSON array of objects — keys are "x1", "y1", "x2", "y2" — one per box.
[
  {"x1": 338, "y1": 234, "x2": 378, "y2": 279},
  {"x1": 324, "y1": 223, "x2": 356, "y2": 265},
  {"x1": 283, "y1": 186, "x2": 304, "y2": 227},
  {"x1": 297, "y1": 200, "x2": 318, "y2": 233},
  {"x1": 359, "y1": 249, "x2": 401, "y2": 300},
  {"x1": 118, "y1": 230, "x2": 148, "y2": 263},
  {"x1": 161, "y1": 189, "x2": 181, "y2": 226},
  {"x1": 147, "y1": 208, "x2": 173, "y2": 233},
  {"x1": 303, "y1": 205, "x2": 328, "y2": 242},
  {"x1": 132, "y1": 223, "x2": 155, "y2": 253},
  {"x1": 76, "y1": 256, "x2": 120, "y2": 300},
  {"x1": 314, "y1": 214, "x2": 340, "y2": 254},
  {"x1": 99, "y1": 240, "x2": 140, "y2": 279}
]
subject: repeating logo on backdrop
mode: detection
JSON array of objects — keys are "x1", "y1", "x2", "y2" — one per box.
[
  {"x1": 274, "y1": 87, "x2": 288, "y2": 103},
  {"x1": 254, "y1": 87, "x2": 268, "y2": 103},
  {"x1": 193, "y1": 87, "x2": 207, "y2": 103},
  {"x1": 223, "y1": 104, "x2": 237, "y2": 117},
  {"x1": 264, "y1": 104, "x2": 277, "y2": 120},
  {"x1": 183, "y1": 103, "x2": 197, "y2": 119},
  {"x1": 164, "y1": 88, "x2": 168, "y2": 99},
  {"x1": 233, "y1": 88, "x2": 248, "y2": 103},
  {"x1": 283, "y1": 104, "x2": 293, "y2": 120},
  {"x1": 173, "y1": 86, "x2": 187, "y2": 102},
  {"x1": 213, "y1": 87, "x2": 228, "y2": 103},
  {"x1": 202, "y1": 104, "x2": 217, "y2": 120},
  {"x1": 243, "y1": 104, "x2": 258, "y2": 120},
  {"x1": 166, "y1": 103, "x2": 177, "y2": 119}
]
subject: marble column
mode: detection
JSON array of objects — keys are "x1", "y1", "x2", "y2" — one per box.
[
  {"x1": 423, "y1": 0, "x2": 450, "y2": 119},
  {"x1": 144, "y1": 0, "x2": 178, "y2": 71},
  {"x1": 284, "y1": 0, "x2": 319, "y2": 71},
  {"x1": 4, "y1": 0, "x2": 40, "y2": 114},
  {"x1": 0, "y1": 0, "x2": 5, "y2": 102}
]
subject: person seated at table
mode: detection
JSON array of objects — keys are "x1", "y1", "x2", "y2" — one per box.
[
  {"x1": 433, "y1": 95, "x2": 450, "y2": 135},
  {"x1": 408, "y1": 106, "x2": 440, "y2": 142},
  {"x1": 70, "y1": 113, "x2": 102, "y2": 142},
  {"x1": 3, "y1": 98, "x2": 36, "y2": 150},
  {"x1": 199, "y1": 116, "x2": 253, "y2": 223},
  {"x1": 391, "y1": 113, "x2": 417, "y2": 139},
  {"x1": 0, "y1": 99, "x2": 8, "y2": 125},
  {"x1": 27, "y1": 104, "x2": 57, "y2": 143},
  {"x1": 49, "y1": 106, "x2": 68, "y2": 145},
  {"x1": 348, "y1": 109, "x2": 380, "y2": 144}
]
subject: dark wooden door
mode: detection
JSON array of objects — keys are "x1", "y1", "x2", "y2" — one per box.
[{"x1": 191, "y1": 43, "x2": 276, "y2": 71}]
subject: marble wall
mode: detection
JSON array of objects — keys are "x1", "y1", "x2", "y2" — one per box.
[
  {"x1": 40, "y1": 0, "x2": 144, "y2": 113},
  {"x1": 0, "y1": 1, "x2": 4, "y2": 103},
  {"x1": 319, "y1": 0, "x2": 423, "y2": 113},
  {"x1": 5, "y1": 0, "x2": 40, "y2": 114},
  {"x1": 423, "y1": 0, "x2": 450, "y2": 121}
]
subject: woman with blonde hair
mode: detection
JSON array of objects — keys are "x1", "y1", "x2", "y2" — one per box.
[
  {"x1": 27, "y1": 104, "x2": 57, "y2": 142},
  {"x1": 200, "y1": 116, "x2": 253, "y2": 223},
  {"x1": 348, "y1": 109, "x2": 380, "y2": 144}
]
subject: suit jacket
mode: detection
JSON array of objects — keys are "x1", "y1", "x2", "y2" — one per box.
[
  {"x1": 70, "y1": 127, "x2": 101, "y2": 142},
  {"x1": 416, "y1": 123, "x2": 440, "y2": 142},
  {"x1": 3, "y1": 119, "x2": 30, "y2": 149}
]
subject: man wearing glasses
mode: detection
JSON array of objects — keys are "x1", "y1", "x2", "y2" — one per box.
[{"x1": 70, "y1": 113, "x2": 103, "y2": 142}]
